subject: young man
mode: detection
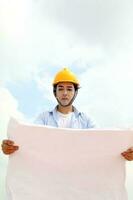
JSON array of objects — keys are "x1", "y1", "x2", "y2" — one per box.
[{"x1": 1, "y1": 68, "x2": 133, "y2": 160}]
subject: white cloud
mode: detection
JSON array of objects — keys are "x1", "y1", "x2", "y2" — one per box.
[
  {"x1": 0, "y1": 0, "x2": 110, "y2": 83},
  {"x1": 34, "y1": 70, "x2": 54, "y2": 102},
  {"x1": 1, "y1": 0, "x2": 133, "y2": 85},
  {"x1": 0, "y1": 88, "x2": 25, "y2": 138},
  {"x1": 35, "y1": 0, "x2": 133, "y2": 48},
  {"x1": 0, "y1": 0, "x2": 38, "y2": 83},
  {"x1": 75, "y1": 57, "x2": 133, "y2": 128},
  {"x1": 0, "y1": 0, "x2": 133, "y2": 129}
]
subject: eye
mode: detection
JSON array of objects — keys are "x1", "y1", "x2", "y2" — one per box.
[
  {"x1": 58, "y1": 88, "x2": 63, "y2": 91},
  {"x1": 67, "y1": 87, "x2": 74, "y2": 92}
]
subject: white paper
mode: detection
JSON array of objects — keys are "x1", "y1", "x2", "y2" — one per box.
[{"x1": 6, "y1": 118, "x2": 133, "y2": 200}]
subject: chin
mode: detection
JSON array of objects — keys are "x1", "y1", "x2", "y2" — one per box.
[{"x1": 60, "y1": 102, "x2": 70, "y2": 106}]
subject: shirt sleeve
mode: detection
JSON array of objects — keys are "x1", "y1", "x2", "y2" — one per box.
[
  {"x1": 34, "y1": 112, "x2": 49, "y2": 125},
  {"x1": 81, "y1": 112, "x2": 95, "y2": 128},
  {"x1": 86, "y1": 117, "x2": 95, "y2": 128}
]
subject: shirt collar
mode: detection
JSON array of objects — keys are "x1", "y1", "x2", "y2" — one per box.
[{"x1": 49, "y1": 105, "x2": 81, "y2": 118}]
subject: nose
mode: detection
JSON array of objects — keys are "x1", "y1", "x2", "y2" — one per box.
[{"x1": 63, "y1": 89, "x2": 68, "y2": 95}]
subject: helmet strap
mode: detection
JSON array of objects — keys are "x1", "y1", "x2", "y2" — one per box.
[{"x1": 55, "y1": 90, "x2": 78, "y2": 107}]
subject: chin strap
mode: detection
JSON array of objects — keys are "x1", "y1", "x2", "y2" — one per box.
[{"x1": 55, "y1": 90, "x2": 78, "y2": 107}]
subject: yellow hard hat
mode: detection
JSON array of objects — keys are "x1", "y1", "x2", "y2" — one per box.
[{"x1": 53, "y1": 68, "x2": 80, "y2": 85}]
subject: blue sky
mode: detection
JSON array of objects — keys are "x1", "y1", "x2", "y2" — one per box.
[
  {"x1": 0, "y1": 0, "x2": 133, "y2": 199},
  {"x1": 5, "y1": 80, "x2": 46, "y2": 118}
]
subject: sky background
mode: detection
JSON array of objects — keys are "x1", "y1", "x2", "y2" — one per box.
[{"x1": 0, "y1": 0, "x2": 133, "y2": 199}]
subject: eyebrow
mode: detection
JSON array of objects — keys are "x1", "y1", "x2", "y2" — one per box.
[{"x1": 58, "y1": 85, "x2": 73, "y2": 88}]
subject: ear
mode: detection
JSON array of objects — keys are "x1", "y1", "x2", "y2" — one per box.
[
  {"x1": 53, "y1": 85, "x2": 57, "y2": 97},
  {"x1": 53, "y1": 90, "x2": 56, "y2": 97}
]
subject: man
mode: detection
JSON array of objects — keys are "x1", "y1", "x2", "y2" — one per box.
[{"x1": 1, "y1": 67, "x2": 133, "y2": 160}]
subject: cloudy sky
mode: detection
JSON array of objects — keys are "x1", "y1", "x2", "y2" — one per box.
[{"x1": 0, "y1": 0, "x2": 133, "y2": 199}]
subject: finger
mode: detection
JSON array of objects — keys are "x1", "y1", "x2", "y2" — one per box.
[
  {"x1": 121, "y1": 150, "x2": 133, "y2": 155},
  {"x1": 124, "y1": 149, "x2": 132, "y2": 153},
  {"x1": 121, "y1": 152, "x2": 127, "y2": 156},
  {"x1": 122, "y1": 151, "x2": 133, "y2": 156},
  {"x1": 129, "y1": 147, "x2": 133, "y2": 151},
  {"x1": 3, "y1": 146, "x2": 19, "y2": 154},
  {"x1": 127, "y1": 148, "x2": 133, "y2": 153},
  {"x1": 124, "y1": 147, "x2": 133, "y2": 153},
  {"x1": 1, "y1": 144, "x2": 19, "y2": 151},
  {"x1": 3, "y1": 140, "x2": 15, "y2": 145},
  {"x1": 2, "y1": 145, "x2": 19, "y2": 151},
  {"x1": 4, "y1": 149, "x2": 17, "y2": 155},
  {"x1": 122, "y1": 154, "x2": 133, "y2": 161},
  {"x1": 14, "y1": 145, "x2": 19, "y2": 150}
]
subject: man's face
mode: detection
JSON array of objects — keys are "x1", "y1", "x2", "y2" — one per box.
[{"x1": 55, "y1": 82, "x2": 75, "y2": 106}]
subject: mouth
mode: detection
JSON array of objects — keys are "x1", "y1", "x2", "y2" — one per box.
[{"x1": 61, "y1": 98, "x2": 68, "y2": 100}]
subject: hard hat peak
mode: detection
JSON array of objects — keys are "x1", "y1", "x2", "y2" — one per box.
[{"x1": 53, "y1": 67, "x2": 79, "y2": 86}]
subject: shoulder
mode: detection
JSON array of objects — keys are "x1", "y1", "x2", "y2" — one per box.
[
  {"x1": 79, "y1": 112, "x2": 95, "y2": 128},
  {"x1": 34, "y1": 111, "x2": 51, "y2": 125},
  {"x1": 79, "y1": 112, "x2": 91, "y2": 121}
]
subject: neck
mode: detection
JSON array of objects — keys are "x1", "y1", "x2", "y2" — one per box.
[{"x1": 57, "y1": 105, "x2": 73, "y2": 114}]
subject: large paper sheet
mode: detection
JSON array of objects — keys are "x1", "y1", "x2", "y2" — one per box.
[{"x1": 6, "y1": 118, "x2": 133, "y2": 200}]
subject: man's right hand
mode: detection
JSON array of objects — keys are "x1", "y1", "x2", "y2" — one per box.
[{"x1": 1, "y1": 140, "x2": 19, "y2": 155}]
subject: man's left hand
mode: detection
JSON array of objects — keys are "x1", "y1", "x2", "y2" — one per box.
[{"x1": 121, "y1": 147, "x2": 133, "y2": 161}]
